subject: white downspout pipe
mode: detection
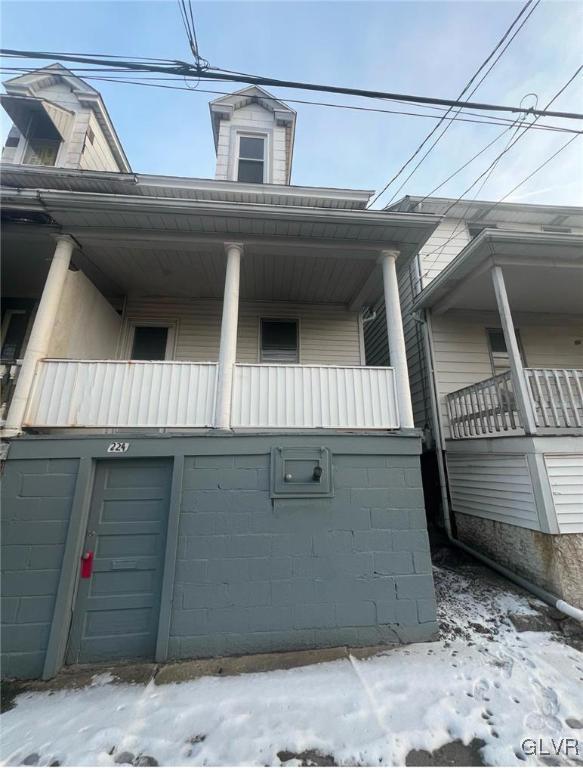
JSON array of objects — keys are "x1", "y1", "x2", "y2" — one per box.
[
  {"x1": 380, "y1": 249, "x2": 414, "y2": 429},
  {"x1": 214, "y1": 242, "x2": 243, "y2": 430},
  {"x1": 422, "y1": 310, "x2": 583, "y2": 623},
  {"x1": 3, "y1": 234, "x2": 75, "y2": 437}
]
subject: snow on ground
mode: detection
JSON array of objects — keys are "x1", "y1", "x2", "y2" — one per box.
[{"x1": 2, "y1": 564, "x2": 582, "y2": 767}]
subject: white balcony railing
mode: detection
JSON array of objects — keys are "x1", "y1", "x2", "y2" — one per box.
[
  {"x1": 25, "y1": 360, "x2": 218, "y2": 428},
  {"x1": 231, "y1": 364, "x2": 399, "y2": 429},
  {"x1": 446, "y1": 368, "x2": 583, "y2": 439},
  {"x1": 23, "y1": 360, "x2": 400, "y2": 430}
]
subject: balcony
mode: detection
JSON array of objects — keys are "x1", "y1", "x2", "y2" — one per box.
[
  {"x1": 446, "y1": 368, "x2": 583, "y2": 439},
  {"x1": 24, "y1": 359, "x2": 399, "y2": 430}
]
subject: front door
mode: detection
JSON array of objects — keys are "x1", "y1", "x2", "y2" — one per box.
[{"x1": 67, "y1": 459, "x2": 172, "y2": 665}]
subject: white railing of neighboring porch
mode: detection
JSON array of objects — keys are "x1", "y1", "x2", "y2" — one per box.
[
  {"x1": 25, "y1": 360, "x2": 218, "y2": 428},
  {"x1": 446, "y1": 368, "x2": 583, "y2": 438},
  {"x1": 231, "y1": 364, "x2": 399, "y2": 429}
]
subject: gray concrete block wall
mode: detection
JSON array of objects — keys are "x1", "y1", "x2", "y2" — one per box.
[
  {"x1": 169, "y1": 450, "x2": 437, "y2": 659},
  {"x1": 1, "y1": 458, "x2": 78, "y2": 678}
]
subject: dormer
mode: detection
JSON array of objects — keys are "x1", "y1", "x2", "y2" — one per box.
[
  {"x1": 1, "y1": 63, "x2": 130, "y2": 172},
  {"x1": 210, "y1": 86, "x2": 296, "y2": 185}
]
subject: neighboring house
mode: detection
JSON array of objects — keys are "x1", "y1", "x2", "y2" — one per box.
[
  {"x1": 366, "y1": 196, "x2": 583, "y2": 609},
  {"x1": 0, "y1": 68, "x2": 440, "y2": 680}
]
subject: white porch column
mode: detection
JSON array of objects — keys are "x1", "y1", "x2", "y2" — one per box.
[
  {"x1": 4, "y1": 234, "x2": 75, "y2": 435},
  {"x1": 380, "y1": 249, "x2": 414, "y2": 429},
  {"x1": 215, "y1": 242, "x2": 243, "y2": 429},
  {"x1": 491, "y1": 264, "x2": 537, "y2": 435}
]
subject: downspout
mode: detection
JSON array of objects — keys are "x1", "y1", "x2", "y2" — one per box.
[{"x1": 421, "y1": 310, "x2": 583, "y2": 623}]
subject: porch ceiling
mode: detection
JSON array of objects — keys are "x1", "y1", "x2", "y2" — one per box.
[
  {"x1": 1, "y1": 188, "x2": 440, "y2": 308},
  {"x1": 414, "y1": 229, "x2": 583, "y2": 315}
]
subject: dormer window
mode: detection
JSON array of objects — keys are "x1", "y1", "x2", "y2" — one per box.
[{"x1": 237, "y1": 135, "x2": 265, "y2": 183}]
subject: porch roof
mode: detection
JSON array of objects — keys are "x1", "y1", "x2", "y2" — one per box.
[
  {"x1": 413, "y1": 229, "x2": 583, "y2": 315},
  {"x1": 0, "y1": 162, "x2": 373, "y2": 210},
  {"x1": 1, "y1": 181, "x2": 440, "y2": 308}
]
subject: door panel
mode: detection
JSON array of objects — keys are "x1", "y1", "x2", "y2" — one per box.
[{"x1": 67, "y1": 459, "x2": 172, "y2": 665}]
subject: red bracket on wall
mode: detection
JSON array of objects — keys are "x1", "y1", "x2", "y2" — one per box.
[{"x1": 81, "y1": 551, "x2": 94, "y2": 579}]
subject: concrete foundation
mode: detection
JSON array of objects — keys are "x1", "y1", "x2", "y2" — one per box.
[
  {"x1": 1, "y1": 431, "x2": 438, "y2": 679},
  {"x1": 455, "y1": 512, "x2": 583, "y2": 608}
]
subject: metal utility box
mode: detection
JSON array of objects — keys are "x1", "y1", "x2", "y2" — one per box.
[{"x1": 270, "y1": 446, "x2": 333, "y2": 498}]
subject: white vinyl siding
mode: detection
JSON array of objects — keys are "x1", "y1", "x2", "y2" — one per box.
[
  {"x1": 446, "y1": 453, "x2": 540, "y2": 529},
  {"x1": 79, "y1": 112, "x2": 120, "y2": 172},
  {"x1": 419, "y1": 219, "x2": 471, "y2": 287},
  {"x1": 544, "y1": 454, "x2": 583, "y2": 533},
  {"x1": 123, "y1": 298, "x2": 362, "y2": 366}
]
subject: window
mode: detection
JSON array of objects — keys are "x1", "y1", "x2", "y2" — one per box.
[
  {"x1": 486, "y1": 328, "x2": 526, "y2": 376},
  {"x1": 22, "y1": 113, "x2": 61, "y2": 166},
  {"x1": 237, "y1": 136, "x2": 265, "y2": 183},
  {"x1": 23, "y1": 139, "x2": 60, "y2": 166},
  {"x1": 87, "y1": 126, "x2": 95, "y2": 145},
  {"x1": 5, "y1": 135, "x2": 19, "y2": 148},
  {"x1": 130, "y1": 326, "x2": 169, "y2": 360},
  {"x1": 260, "y1": 319, "x2": 298, "y2": 363}
]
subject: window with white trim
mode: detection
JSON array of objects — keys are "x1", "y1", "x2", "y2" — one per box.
[
  {"x1": 130, "y1": 326, "x2": 170, "y2": 360},
  {"x1": 237, "y1": 135, "x2": 265, "y2": 183},
  {"x1": 486, "y1": 327, "x2": 526, "y2": 377},
  {"x1": 260, "y1": 319, "x2": 298, "y2": 363}
]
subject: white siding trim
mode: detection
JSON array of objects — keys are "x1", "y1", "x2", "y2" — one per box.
[{"x1": 544, "y1": 453, "x2": 583, "y2": 533}]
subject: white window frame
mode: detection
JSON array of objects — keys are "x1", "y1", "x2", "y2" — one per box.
[
  {"x1": 124, "y1": 319, "x2": 178, "y2": 361},
  {"x1": 485, "y1": 326, "x2": 527, "y2": 377},
  {"x1": 234, "y1": 132, "x2": 269, "y2": 184},
  {"x1": 259, "y1": 317, "x2": 300, "y2": 364}
]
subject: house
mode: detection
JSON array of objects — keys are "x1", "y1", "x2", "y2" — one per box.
[
  {"x1": 366, "y1": 196, "x2": 583, "y2": 609},
  {"x1": 0, "y1": 67, "x2": 440, "y2": 680}
]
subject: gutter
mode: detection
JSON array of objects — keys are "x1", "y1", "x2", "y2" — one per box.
[{"x1": 422, "y1": 310, "x2": 583, "y2": 623}]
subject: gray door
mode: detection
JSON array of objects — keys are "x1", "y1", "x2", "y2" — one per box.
[{"x1": 67, "y1": 459, "x2": 172, "y2": 665}]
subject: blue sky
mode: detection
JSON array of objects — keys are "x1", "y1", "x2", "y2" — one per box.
[{"x1": 1, "y1": 0, "x2": 582, "y2": 207}]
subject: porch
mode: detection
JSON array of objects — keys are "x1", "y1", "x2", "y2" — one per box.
[{"x1": 1, "y1": 187, "x2": 438, "y2": 435}]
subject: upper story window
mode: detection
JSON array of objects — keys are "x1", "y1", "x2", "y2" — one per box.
[
  {"x1": 21, "y1": 114, "x2": 60, "y2": 166},
  {"x1": 237, "y1": 135, "x2": 265, "y2": 183},
  {"x1": 486, "y1": 327, "x2": 526, "y2": 377},
  {"x1": 260, "y1": 319, "x2": 299, "y2": 363},
  {"x1": 130, "y1": 326, "x2": 169, "y2": 360}
]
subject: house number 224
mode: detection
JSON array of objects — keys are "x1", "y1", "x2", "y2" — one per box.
[{"x1": 107, "y1": 441, "x2": 130, "y2": 454}]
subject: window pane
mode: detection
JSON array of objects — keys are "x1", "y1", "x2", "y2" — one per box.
[
  {"x1": 238, "y1": 159, "x2": 264, "y2": 183},
  {"x1": 23, "y1": 140, "x2": 60, "y2": 166},
  {"x1": 261, "y1": 320, "x2": 298, "y2": 363},
  {"x1": 131, "y1": 326, "x2": 168, "y2": 360},
  {"x1": 239, "y1": 136, "x2": 264, "y2": 160},
  {"x1": 487, "y1": 329, "x2": 507, "y2": 354}
]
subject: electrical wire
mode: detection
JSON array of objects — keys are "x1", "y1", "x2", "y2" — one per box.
[
  {"x1": 2, "y1": 65, "x2": 579, "y2": 136},
  {"x1": 368, "y1": 0, "x2": 540, "y2": 208},
  {"x1": 1, "y1": 47, "x2": 582, "y2": 120},
  {"x1": 419, "y1": 66, "x2": 582, "y2": 277}
]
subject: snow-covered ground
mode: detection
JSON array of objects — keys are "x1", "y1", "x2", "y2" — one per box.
[{"x1": 2, "y1": 562, "x2": 582, "y2": 767}]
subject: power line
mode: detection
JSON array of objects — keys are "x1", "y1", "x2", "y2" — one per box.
[
  {"x1": 1, "y1": 47, "x2": 582, "y2": 120},
  {"x1": 368, "y1": 0, "x2": 540, "y2": 208},
  {"x1": 419, "y1": 66, "x2": 582, "y2": 277},
  {"x1": 2, "y1": 65, "x2": 580, "y2": 137}
]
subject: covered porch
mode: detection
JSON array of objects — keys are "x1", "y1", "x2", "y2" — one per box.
[
  {"x1": 414, "y1": 229, "x2": 583, "y2": 440},
  {"x1": 1, "y1": 185, "x2": 439, "y2": 433}
]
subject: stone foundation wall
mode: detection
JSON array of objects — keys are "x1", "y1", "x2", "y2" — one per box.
[{"x1": 455, "y1": 512, "x2": 583, "y2": 608}]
